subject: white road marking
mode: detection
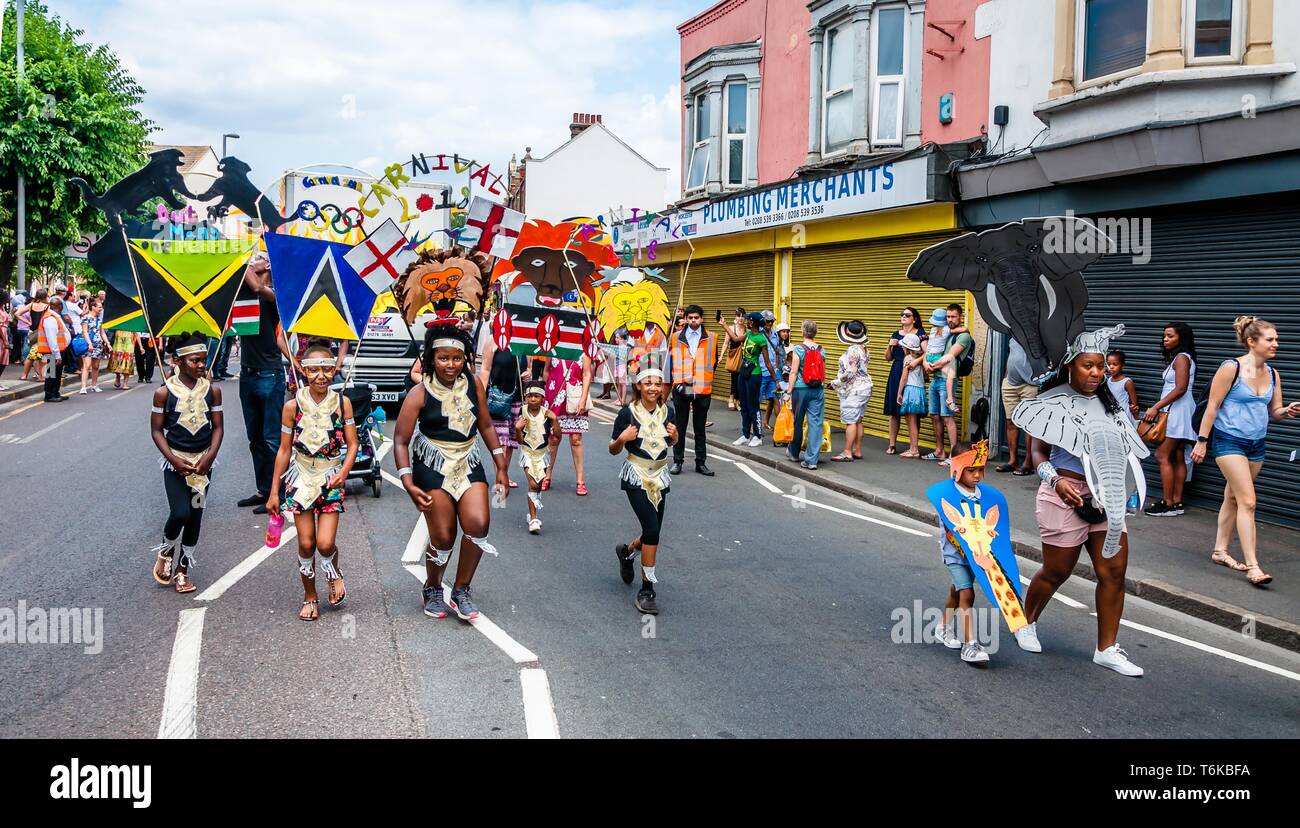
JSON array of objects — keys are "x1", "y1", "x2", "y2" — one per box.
[
  {"x1": 18, "y1": 411, "x2": 83, "y2": 443},
  {"x1": 683, "y1": 446, "x2": 734, "y2": 464},
  {"x1": 1089, "y1": 613, "x2": 1300, "y2": 682},
  {"x1": 735, "y1": 461, "x2": 782, "y2": 493},
  {"x1": 402, "y1": 519, "x2": 430, "y2": 564},
  {"x1": 520, "y1": 668, "x2": 560, "y2": 739},
  {"x1": 1019, "y1": 574, "x2": 1087, "y2": 609},
  {"x1": 382, "y1": 471, "x2": 404, "y2": 488},
  {"x1": 0, "y1": 400, "x2": 43, "y2": 422},
  {"x1": 158, "y1": 607, "x2": 206, "y2": 739},
  {"x1": 400, "y1": 561, "x2": 539, "y2": 664},
  {"x1": 194, "y1": 529, "x2": 300, "y2": 602},
  {"x1": 783, "y1": 494, "x2": 933, "y2": 537}
]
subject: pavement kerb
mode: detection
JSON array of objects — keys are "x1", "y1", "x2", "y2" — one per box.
[
  {"x1": 0, "y1": 373, "x2": 96, "y2": 406},
  {"x1": 591, "y1": 399, "x2": 1300, "y2": 654}
]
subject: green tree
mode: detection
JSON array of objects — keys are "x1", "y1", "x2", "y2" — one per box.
[{"x1": 0, "y1": 1, "x2": 152, "y2": 289}]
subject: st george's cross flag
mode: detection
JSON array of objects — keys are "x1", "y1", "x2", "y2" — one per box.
[
  {"x1": 491, "y1": 302, "x2": 589, "y2": 361},
  {"x1": 127, "y1": 238, "x2": 258, "y2": 338},
  {"x1": 464, "y1": 197, "x2": 525, "y2": 260},
  {"x1": 343, "y1": 218, "x2": 416, "y2": 295},
  {"x1": 265, "y1": 233, "x2": 378, "y2": 341}
]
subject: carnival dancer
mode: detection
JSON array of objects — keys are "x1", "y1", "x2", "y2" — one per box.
[
  {"x1": 393, "y1": 322, "x2": 511, "y2": 622},
  {"x1": 926, "y1": 440, "x2": 1025, "y2": 666},
  {"x1": 266, "y1": 343, "x2": 359, "y2": 622},
  {"x1": 1013, "y1": 325, "x2": 1150, "y2": 676},
  {"x1": 515, "y1": 379, "x2": 557, "y2": 535},
  {"x1": 609, "y1": 365, "x2": 678, "y2": 615},
  {"x1": 149, "y1": 334, "x2": 223, "y2": 594}
]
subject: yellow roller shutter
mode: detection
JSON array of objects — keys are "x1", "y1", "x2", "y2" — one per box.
[
  {"x1": 790, "y1": 231, "x2": 966, "y2": 448},
  {"x1": 662, "y1": 252, "x2": 776, "y2": 402}
]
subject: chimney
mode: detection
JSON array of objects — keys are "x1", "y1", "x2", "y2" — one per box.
[{"x1": 569, "y1": 112, "x2": 602, "y2": 139}]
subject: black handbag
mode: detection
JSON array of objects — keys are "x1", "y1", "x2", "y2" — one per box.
[{"x1": 1073, "y1": 494, "x2": 1106, "y2": 524}]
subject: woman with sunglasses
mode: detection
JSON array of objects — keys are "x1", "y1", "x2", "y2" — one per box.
[{"x1": 883, "y1": 307, "x2": 926, "y2": 455}]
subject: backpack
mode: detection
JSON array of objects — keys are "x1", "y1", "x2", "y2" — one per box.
[
  {"x1": 955, "y1": 333, "x2": 976, "y2": 378},
  {"x1": 801, "y1": 345, "x2": 825, "y2": 388}
]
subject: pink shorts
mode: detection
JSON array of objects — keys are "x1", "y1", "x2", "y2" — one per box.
[{"x1": 1034, "y1": 481, "x2": 1123, "y2": 548}]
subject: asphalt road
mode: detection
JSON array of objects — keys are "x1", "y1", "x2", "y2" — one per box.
[{"x1": 1, "y1": 375, "x2": 1298, "y2": 739}]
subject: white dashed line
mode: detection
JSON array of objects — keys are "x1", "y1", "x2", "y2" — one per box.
[
  {"x1": 735, "y1": 461, "x2": 782, "y2": 493},
  {"x1": 18, "y1": 411, "x2": 83, "y2": 442},
  {"x1": 782, "y1": 494, "x2": 933, "y2": 537},
  {"x1": 158, "y1": 607, "x2": 206, "y2": 739}
]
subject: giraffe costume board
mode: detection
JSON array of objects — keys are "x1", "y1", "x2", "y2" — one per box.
[{"x1": 926, "y1": 479, "x2": 1025, "y2": 633}]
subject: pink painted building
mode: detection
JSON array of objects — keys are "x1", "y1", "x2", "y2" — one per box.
[{"x1": 919, "y1": 0, "x2": 990, "y2": 145}]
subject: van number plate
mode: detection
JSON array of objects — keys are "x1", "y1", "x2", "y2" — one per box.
[{"x1": 373, "y1": 392, "x2": 399, "y2": 402}]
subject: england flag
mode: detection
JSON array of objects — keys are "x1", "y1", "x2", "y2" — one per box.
[
  {"x1": 344, "y1": 218, "x2": 417, "y2": 295},
  {"x1": 465, "y1": 197, "x2": 526, "y2": 260}
]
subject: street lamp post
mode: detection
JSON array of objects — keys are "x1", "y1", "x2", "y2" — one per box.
[
  {"x1": 222, "y1": 132, "x2": 240, "y2": 159},
  {"x1": 15, "y1": 0, "x2": 26, "y2": 291}
]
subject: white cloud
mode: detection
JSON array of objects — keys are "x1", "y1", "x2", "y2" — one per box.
[{"x1": 56, "y1": 0, "x2": 688, "y2": 202}]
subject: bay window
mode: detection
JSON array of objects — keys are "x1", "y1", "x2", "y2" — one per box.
[{"x1": 1077, "y1": 0, "x2": 1149, "y2": 83}]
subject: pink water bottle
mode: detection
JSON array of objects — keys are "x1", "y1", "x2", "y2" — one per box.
[{"x1": 265, "y1": 512, "x2": 285, "y2": 547}]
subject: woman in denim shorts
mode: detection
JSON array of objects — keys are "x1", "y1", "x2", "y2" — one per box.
[{"x1": 1193, "y1": 317, "x2": 1300, "y2": 587}]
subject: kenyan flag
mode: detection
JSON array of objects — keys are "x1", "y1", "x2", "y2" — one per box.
[
  {"x1": 224, "y1": 297, "x2": 260, "y2": 337},
  {"x1": 492, "y1": 303, "x2": 590, "y2": 361}
]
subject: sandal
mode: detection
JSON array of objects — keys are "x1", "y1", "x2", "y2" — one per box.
[
  {"x1": 1012, "y1": 467, "x2": 1032, "y2": 476},
  {"x1": 327, "y1": 577, "x2": 347, "y2": 607},
  {"x1": 995, "y1": 463, "x2": 1015, "y2": 473},
  {"x1": 1211, "y1": 550, "x2": 1248, "y2": 572},
  {"x1": 885, "y1": 446, "x2": 898, "y2": 455},
  {"x1": 1246, "y1": 565, "x2": 1273, "y2": 587},
  {"x1": 830, "y1": 453, "x2": 854, "y2": 462},
  {"x1": 900, "y1": 450, "x2": 921, "y2": 459},
  {"x1": 153, "y1": 552, "x2": 175, "y2": 586},
  {"x1": 299, "y1": 599, "x2": 319, "y2": 621},
  {"x1": 576, "y1": 483, "x2": 588, "y2": 496},
  {"x1": 922, "y1": 451, "x2": 947, "y2": 461},
  {"x1": 173, "y1": 572, "x2": 196, "y2": 594},
  {"x1": 851, "y1": 452, "x2": 863, "y2": 459},
  {"x1": 508, "y1": 480, "x2": 518, "y2": 489}
]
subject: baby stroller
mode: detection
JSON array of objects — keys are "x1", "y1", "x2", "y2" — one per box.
[{"x1": 331, "y1": 381, "x2": 383, "y2": 497}]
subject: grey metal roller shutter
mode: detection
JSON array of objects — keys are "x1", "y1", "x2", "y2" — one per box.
[{"x1": 1082, "y1": 196, "x2": 1300, "y2": 528}]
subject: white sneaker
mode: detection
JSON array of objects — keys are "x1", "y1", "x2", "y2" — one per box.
[
  {"x1": 78, "y1": 388, "x2": 88, "y2": 395},
  {"x1": 91, "y1": 386, "x2": 102, "y2": 393},
  {"x1": 528, "y1": 518, "x2": 541, "y2": 535},
  {"x1": 935, "y1": 622, "x2": 962, "y2": 649},
  {"x1": 1094, "y1": 644, "x2": 1143, "y2": 677},
  {"x1": 732, "y1": 435, "x2": 749, "y2": 446},
  {"x1": 960, "y1": 641, "x2": 990, "y2": 664},
  {"x1": 1013, "y1": 622, "x2": 1042, "y2": 653},
  {"x1": 747, "y1": 436, "x2": 762, "y2": 447}
]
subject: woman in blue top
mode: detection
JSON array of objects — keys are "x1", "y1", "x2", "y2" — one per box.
[{"x1": 1192, "y1": 317, "x2": 1300, "y2": 586}]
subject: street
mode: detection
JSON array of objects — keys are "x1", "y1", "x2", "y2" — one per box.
[{"x1": 2, "y1": 377, "x2": 1297, "y2": 740}]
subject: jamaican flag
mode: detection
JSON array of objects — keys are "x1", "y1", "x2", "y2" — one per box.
[
  {"x1": 128, "y1": 238, "x2": 258, "y2": 338},
  {"x1": 102, "y1": 283, "x2": 149, "y2": 333}
]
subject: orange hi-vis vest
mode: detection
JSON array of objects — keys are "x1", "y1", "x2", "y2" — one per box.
[
  {"x1": 668, "y1": 328, "x2": 717, "y2": 396},
  {"x1": 35, "y1": 309, "x2": 69, "y2": 354},
  {"x1": 628, "y1": 327, "x2": 667, "y2": 374}
]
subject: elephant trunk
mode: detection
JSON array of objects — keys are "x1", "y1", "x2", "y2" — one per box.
[
  {"x1": 992, "y1": 256, "x2": 1046, "y2": 361},
  {"x1": 1082, "y1": 426, "x2": 1131, "y2": 558}
]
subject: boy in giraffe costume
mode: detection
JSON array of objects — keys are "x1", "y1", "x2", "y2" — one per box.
[{"x1": 925, "y1": 440, "x2": 1026, "y2": 665}]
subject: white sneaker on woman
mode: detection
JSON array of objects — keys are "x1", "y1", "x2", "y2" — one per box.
[
  {"x1": 1013, "y1": 622, "x2": 1042, "y2": 653},
  {"x1": 732, "y1": 435, "x2": 749, "y2": 446},
  {"x1": 747, "y1": 436, "x2": 762, "y2": 447},
  {"x1": 1094, "y1": 644, "x2": 1143, "y2": 676}
]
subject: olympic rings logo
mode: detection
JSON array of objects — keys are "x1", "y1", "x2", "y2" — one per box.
[{"x1": 293, "y1": 200, "x2": 366, "y2": 235}]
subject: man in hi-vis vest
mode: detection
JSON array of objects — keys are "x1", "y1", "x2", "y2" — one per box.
[
  {"x1": 36, "y1": 296, "x2": 71, "y2": 402},
  {"x1": 666, "y1": 304, "x2": 717, "y2": 476}
]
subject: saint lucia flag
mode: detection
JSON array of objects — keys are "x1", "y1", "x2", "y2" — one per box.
[{"x1": 265, "y1": 233, "x2": 378, "y2": 341}]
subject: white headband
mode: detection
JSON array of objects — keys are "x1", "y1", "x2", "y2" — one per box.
[
  {"x1": 301, "y1": 358, "x2": 335, "y2": 367},
  {"x1": 636, "y1": 368, "x2": 664, "y2": 383},
  {"x1": 431, "y1": 338, "x2": 466, "y2": 352},
  {"x1": 175, "y1": 344, "x2": 208, "y2": 357}
]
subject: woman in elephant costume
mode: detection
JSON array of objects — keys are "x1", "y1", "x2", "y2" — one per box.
[{"x1": 1011, "y1": 324, "x2": 1150, "y2": 677}]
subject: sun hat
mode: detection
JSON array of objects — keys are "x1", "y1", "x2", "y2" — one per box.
[
  {"x1": 774, "y1": 321, "x2": 790, "y2": 334},
  {"x1": 929, "y1": 308, "x2": 947, "y2": 326},
  {"x1": 837, "y1": 319, "x2": 869, "y2": 345},
  {"x1": 900, "y1": 333, "x2": 922, "y2": 351}
]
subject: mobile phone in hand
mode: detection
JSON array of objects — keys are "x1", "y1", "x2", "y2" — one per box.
[{"x1": 715, "y1": 309, "x2": 723, "y2": 323}]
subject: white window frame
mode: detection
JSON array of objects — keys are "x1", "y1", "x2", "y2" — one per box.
[
  {"x1": 686, "y1": 90, "x2": 711, "y2": 193},
  {"x1": 1074, "y1": 0, "x2": 1153, "y2": 88},
  {"x1": 1184, "y1": 0, "x2": 1243, "y2": 65},
  {"x1": 723, "y1": 80, "x2": 748, "y2": 188},
  {"x1": 821, "y1": 25, "x2": 854, "y2": 155},
  {"x1": 870, "y1": 4, "x2": 908, "y2": 147}
]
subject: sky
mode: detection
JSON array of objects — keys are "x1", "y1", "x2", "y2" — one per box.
[{"x1": 56, "y1": 0, "x2": 702, "y2": 205}]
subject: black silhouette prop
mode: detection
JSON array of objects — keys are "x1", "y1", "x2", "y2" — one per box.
[
  {"x1": 191, "y1": 156, "x2": 293, "y2": 232},
  {"x1": 69, "y1": 148, "x2": 195, "y2": 229}
]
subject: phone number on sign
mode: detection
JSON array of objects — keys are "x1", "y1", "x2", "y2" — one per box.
[{"x1": 742, "y1": 205, "x2": 825, "y2": 228}]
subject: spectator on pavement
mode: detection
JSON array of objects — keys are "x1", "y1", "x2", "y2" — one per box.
[
  {"x1": 17, "y1": 289, "x2": 50, "y2": 381},
  {"x1": 1193, "y1": 316, "x2": 1300, "y2": 587},
  {"x1": 734, "y1": 312, "x2": 776, "y2": 447},
  {"x1": 721, "y1": 308, "x2": 747, "y2": 411},
  {"x1": 896, "y1": 333, "x2": 927, "y2": 457},
  {"x1": 883, "y1": 307, "x2": 925, "y2": 455},
  {"x1": 11, "y1": 290, "x2": 30, "y2": 375},
  {"x1": 997, "y1": 338, "x2": 1038, "y2": 474},
  {"x1": 785, "y1": 320, "x2": 826, "y2": 470},
  {"x1": 829, "y1": 320, "x2": 872, "y2": 462},
  {"x1": 667, "y1": 304, "x2": 717, "y2": 476},
  {"x1": 236, "y1": 252, "x2": 294, "y2": 515},
  {"x1": 926, "y1": 304, "x2": 975, "y2": 462},
  {"x1": 0, "y1": 291, "x2": 10, "y2": 392},
  {"x1": 109, "y1": 328, "x2": 136, "y2": 389},
  {"x1": 77, "y1": 296, "x2": 107, "y2": 394},
  {"x1": 762, "y1": 320, "x2": 789, "y2": 435},
  {"x1": 1144, "y1": 322, "x2": 1198, "y2": 517}
]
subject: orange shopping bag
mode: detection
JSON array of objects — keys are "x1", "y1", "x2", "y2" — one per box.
[{"x1": 773, "y1": 402, "x2": 793, "y2": 446}]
